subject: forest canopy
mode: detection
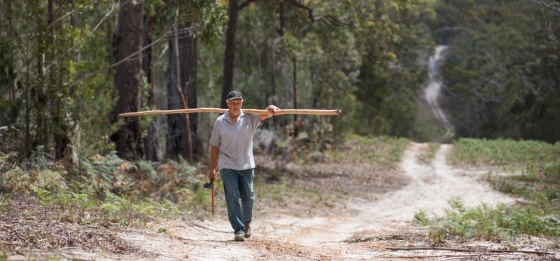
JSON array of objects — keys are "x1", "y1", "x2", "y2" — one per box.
[{"x1": 0, "y1": 0, "x2": 558, "y2": 167}]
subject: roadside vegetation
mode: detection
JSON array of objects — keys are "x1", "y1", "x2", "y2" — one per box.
[
  {"x1": 256, "y1": 135, "x2": 410, "y2": 215},
  {"x1": 416, "y1": 143, "x2": 440, "y2": 165},
  {"x1": 0, "y1": 134, "x2": 409, "y2": 256},
  {"x1": 0, "y1": 148, "x2": 213, "y2": 257},
  {"x1": 415, "y1": 138, "x2": 560, "y2": 244}
]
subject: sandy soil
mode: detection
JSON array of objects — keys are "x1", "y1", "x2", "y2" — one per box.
[{"x1": 52, "y1": 142, "x2": 559, "y2": 260}]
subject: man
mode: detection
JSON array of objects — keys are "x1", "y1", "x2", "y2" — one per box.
[{"x1": 208, "y1": 91, "x2": 280, "y2": 242}]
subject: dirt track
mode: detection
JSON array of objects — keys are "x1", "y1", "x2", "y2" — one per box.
[{"x1": 66, "y1": 142, "x2": 559, "y2": 260}]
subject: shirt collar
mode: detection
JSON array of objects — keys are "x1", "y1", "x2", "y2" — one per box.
[{"x1": 224, "y1": 109, "x2": 245, "y2": 124}]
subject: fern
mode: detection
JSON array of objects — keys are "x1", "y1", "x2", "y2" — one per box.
[
  {"x1": 0, "y1": 194, "x2": 12, "y2": 212},
  {"x1": 30, "y1": 185, "x2": 54, "y2": 207}
]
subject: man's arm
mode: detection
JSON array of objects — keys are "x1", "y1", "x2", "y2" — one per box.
[
  {"x1": 260, "y1": 105, "x2": 281, "y2": 121},
  {"x1": 208, "y1": 145, "x2": 220, "y2": 182}
]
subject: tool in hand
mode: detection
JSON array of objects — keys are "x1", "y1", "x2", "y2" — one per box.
[{"x1": 203, "y1": 179, "x2": 215, "y2": 217}]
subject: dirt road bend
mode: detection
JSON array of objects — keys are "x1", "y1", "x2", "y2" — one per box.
[{"x1": 106, "y1": 143, "x2": 558, "y2": 260}]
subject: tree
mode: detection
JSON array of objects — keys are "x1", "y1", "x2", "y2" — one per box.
[
  {"x1": 222, "y1": 0, "x2": 432, "y2": 139},
  {"x1": 221, "y1": 0, "x2": 242, "y2": 109},
  {"x1": 435, "y1": 0, "x2": 560, "y2": 142},
  {"x1": 166, "y1": 24, "x2": 195, "y2": 162},
  {"x1": 165, "y1": 0, "x2": 225, "y2": 161},
  {"x1": 110, "y1": 0, "x2": 146, "y2": 160},
  {"x1": 142, "y1": 3, "x2": 168, "y2": 162}
]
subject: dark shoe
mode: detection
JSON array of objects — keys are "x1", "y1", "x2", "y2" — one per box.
[
  {"x1": 244, "y1": 223, "x2": 251, "y2": 238},
  {"x1": 234, "y1": 233, "x2": 245, "y2": 242}
]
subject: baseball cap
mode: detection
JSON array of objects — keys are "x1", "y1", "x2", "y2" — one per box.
[{"x1": 226, "y1": 91, "x2": 243, "y2": 101}]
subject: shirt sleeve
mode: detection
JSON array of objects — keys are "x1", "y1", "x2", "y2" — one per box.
[
  {"x1": 209, "y1": 118, "x2": 221, "y2": 147},
  {"x1": 251, "y1": 113, "x2": 262, "y2": 130}
]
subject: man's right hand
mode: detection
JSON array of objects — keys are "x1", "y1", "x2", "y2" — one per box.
[
  {"x1": 209, "y1": 146, "x2": 219, "y2": 183},
  {"x1": 208, "y1": 170, "x2": 216, "y2": 183}
]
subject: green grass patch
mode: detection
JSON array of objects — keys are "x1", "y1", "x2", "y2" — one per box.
[
  {"x1": 417, "y1": 143, "x2": 440, "y2": 165},
  {"x1": 417, "y1": 198, "x2": 560, "y2": 243},
  {"x1": 324, "y1": 134, "x2": 410, "y2": 169},
  {"x1": 255, "y1": 177, "x2": 338, "y2": 214},
  {"x1": 418, "y1": 138, "x2": 560, "y2": 243},
  {"x1": 448, "y1": 138, "x2": 560, "y2": 169}
]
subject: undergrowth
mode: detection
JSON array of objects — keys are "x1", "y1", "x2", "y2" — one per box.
[
  {"x1": 416, "y1": 138, "x2": 560, "y2": 244},
  {"x1": 417, "y1": 143, "x2": 440, "y2": 165},
  {"x1": 0, "y1": 148, "x2": 212, "y2": 229},
  {"x1": 324, "y1": 134, "x2": 410, "y2": 168}
]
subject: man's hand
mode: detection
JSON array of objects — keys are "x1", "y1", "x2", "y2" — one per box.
[
  {"x1": 267, "y1": 105, "x2": 280, "y2": 115},
  {"x1": 208, "y1": 169, "x2": 216, "y2": 183},
  {"x1": 261, "y1": 105, "x2": 280, "y2": 121},
  {"x1": 209, "y1": 146, "x2": 219, "y2": 182}
]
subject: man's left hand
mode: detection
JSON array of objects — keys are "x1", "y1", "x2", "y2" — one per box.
[
  {"x1": 266, "y1": 105, "x2": 280, "y2": 115},
  {"x1": 261, "y1": 105, "x2": 280, "y2": 121}
]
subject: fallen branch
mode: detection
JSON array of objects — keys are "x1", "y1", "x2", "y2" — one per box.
[
  {"x1": 376, "y1": 254, "x2": 483, "y2": 259},
  {"x1": 119, "y1": 108, "x2": 341, "y2": 117},
  {"x1": 387, "y1": 247, "x2": 553, "y2": 255},
  {"x1": 0, "y1": 240, "x2": 22, "y2": 245}
]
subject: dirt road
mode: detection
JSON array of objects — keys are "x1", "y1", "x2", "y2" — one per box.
[{"x1": 80, "y1": 142, "x2": 560, "y2": 260}]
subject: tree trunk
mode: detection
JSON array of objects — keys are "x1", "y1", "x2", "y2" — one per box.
[
  {"x1": 52, "y1": 0, "x2": 72, "y2": 162},
  {"x1": 293, "y1": 56, "x2": 299, "y2": 137},
  {"x1": 221, "y1": 0, "x2": 239, "y2": 109},
  {"x1": 293, "y1": 56, "x2": 297, "y2": 121},
  {"x1": 142, "y1": 15, "x2": 160, "y2": 162},
  {"x1": 167, "y1": 24, "x2": 201, "y2": 162},
  {"x1": 179, "y1": 25, "x2": 204, "y2": 159},
  {"x1": 166, "y1": 34, "x2": 181, "y2": 160},
  {"x1": 7, "y1": 0, "x2": 15, "y2": 102},
  {"x1": 270, "y1": 30, "x2": 277, "y2": 127},
  {"x1": 174, "y1": 25, "x2": 193, "y2": 163},
  {"x1": 110, "y1": 0, "x2": 145, "y2": 161},
  {"x1": 36, "y1": 6, "x2": 49, "y2": 151}
]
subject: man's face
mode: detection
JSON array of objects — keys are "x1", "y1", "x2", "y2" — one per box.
[{"x1": 227, "y1": 98, "x2": 243, "y2": 114}]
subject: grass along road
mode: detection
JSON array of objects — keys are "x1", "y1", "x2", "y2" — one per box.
[{"x1": 61, "y1": 142, "x2": 559, "y2": 260}]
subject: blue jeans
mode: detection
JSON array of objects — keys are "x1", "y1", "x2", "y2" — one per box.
[{"x1": 220, "y1": 168, "x2": 254, "y2": 234}]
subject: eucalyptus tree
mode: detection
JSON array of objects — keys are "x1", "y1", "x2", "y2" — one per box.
[
  {"x1": 0, "y1": 0, "x2": 122, "y2": 165},
  {"x1": 109, "y1": 0, "x2": 146, "y2": 161},
  {"x1": 434, "y1": 0, "x2": 560, "y2": 142},
  {"x1": 142, "y1": 2, "x2": 168, "y2": 162},
  {"x1": 160, "y1": 1, "x2": 227, "y2": 162},
  {"x1": 229, "y1": 0, "x2": 435, "y2": 138},
  {"x1": 0, "y1": 0, "x2": 227, "y2": 165},
  {"x1": 220, "y1": 0, "x2": 324, "y2": 110},
  {"x1": 107, "y1": 0, "x2": 226, "y2": 162}
]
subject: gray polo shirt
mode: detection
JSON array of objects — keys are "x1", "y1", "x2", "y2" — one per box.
[{"x1": 209, "y1": 110, "x2": 262, "y2": 170}]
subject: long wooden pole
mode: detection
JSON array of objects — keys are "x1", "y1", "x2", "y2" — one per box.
[{"x1": 119, "y1": 108, "x2": 341, "y2": 117}]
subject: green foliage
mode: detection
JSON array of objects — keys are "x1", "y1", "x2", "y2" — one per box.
[
  {"x1": 544, "y1": 162, "x2": 560, "y2": 184},
  {"x1": 256, "y1": 176, "x2": 338, "y2": 211},
  {"x1": 420, "y1": 138, "x2": 560, "y2": 242},
  {"x1": 433, "y1": 0, "x2": 560, "y2": 142},
  {"x1": 448, "y1": 138, "x2": 560, "y2": 168},
  {"x1": 425, "y1": 199, "x2": 559, "y2": 243},
  {"x1": 353, "y1": 0, "x2": 435, "y2": 137},
  {"x1": 414, "y1": 209, "x2": 429, "y2": 225},
  {"x1": 228, "y1": 0, "x2": 434, "y2": 140},
  {"x1": 3, "y1": 167, "x2": 31, "y2": 193},
  {"x1": 3, "y1": 149, "x2": 211, "y2": 227},
  {"x1": 175, "y1": 0, "x2": 228, "y2": 43},
  {"x1": 324, "y1": 134, "x2": 409, "y2": 168},
  {"x1": 0, "y1": 36, "x2": 18, "y2": 127},
  {"x1": 417, "y1": 143, "x2": 440, "y2": 165},
  {"x1": 79, "y1": 151, "x2": 129, "y2": 194},
  {"x1": 0, "y1": 194, "x2": 12, "y2": 213}
]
